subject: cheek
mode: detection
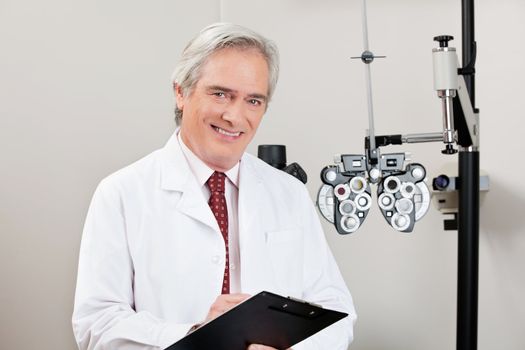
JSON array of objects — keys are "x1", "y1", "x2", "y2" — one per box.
[
  {"x1": 191, "y1": 107, "x2": 216, "y2": 131},
  {"x1": 202, "y1": 102, "x2": 226, "y2": 117},
  {"x1": 247, "y1": 113, "x2": 264, "y2": 131}
]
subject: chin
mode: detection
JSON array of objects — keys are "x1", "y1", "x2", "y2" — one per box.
[{"x1": 209, "y1": 154, "x2": 242, "y2": 171}]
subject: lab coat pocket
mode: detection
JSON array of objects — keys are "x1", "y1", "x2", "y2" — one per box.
[{"x1": 265, "y1": 229, "x2": 304, "y2": 297}]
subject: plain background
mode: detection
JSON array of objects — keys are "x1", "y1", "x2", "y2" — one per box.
[{"x1": 1, "y1": 0, "x2": 524, "y2": 349}]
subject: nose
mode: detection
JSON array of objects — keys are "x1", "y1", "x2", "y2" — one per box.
[{"x1": 221, "y1": 100, "x2": 245, "y2": 125}]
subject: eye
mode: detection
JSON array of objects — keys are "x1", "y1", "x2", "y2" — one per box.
[
  {"x1": 248, "y1": 99, "x2": 262, "y2": 106},
  {"x1": 213, "y1": 91, "x2": 226, "y2": 98}
]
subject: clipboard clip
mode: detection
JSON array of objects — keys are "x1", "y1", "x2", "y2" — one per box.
[
  {"x1": 268, "y1": 296, "x2": 325, "y2": 319},
  {"x1": 286, "y1": 296, "x2": 323, "y2": 309}
]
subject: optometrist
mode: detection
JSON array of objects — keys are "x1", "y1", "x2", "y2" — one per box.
[{"x1": 72, "y1": 22, "x2": 356, "y2": 350}]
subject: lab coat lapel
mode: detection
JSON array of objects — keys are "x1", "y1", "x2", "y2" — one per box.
[
  {"x1": 238, "y1": 154, "x2": 265, "y2": 238},
  {"x1": 159, "y1": 132, "x2": 219, "y2": 233},
  {"x1": 238, "y1": 155, "x2": 268, "y2": 293}
]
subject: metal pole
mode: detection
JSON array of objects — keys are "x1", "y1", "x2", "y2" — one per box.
[
  {"x1": 457, "y1": 1, "x2": 479, "y2": 349},
  {"x1": 457, "y1": 152, "x2": 479, "y2": 350}
]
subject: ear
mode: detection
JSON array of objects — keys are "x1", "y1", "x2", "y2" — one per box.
[{"x1": 174, "y1": 83, "x2": 185, "y2": 110}]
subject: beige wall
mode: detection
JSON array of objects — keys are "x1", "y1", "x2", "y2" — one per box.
[{"x1": 1, "y1": 0, "x2": 524, "y2": 349}]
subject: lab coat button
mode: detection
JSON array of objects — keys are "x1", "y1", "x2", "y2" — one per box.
[{"x1": 212, "y1": 255, "x2": 221, "y2": 264}]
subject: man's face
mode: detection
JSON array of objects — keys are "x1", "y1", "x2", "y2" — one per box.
[{"x1": 176, "y1": 48, "x2": 270, "y2": 172}]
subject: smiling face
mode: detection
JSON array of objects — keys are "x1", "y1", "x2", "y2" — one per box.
[{"x1": 176, "y1": 47, "x2": 270, "y2": 172}]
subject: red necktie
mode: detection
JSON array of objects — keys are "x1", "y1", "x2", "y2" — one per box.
[{"x1": 206, "y1": 172, "x2": 230, "y2": 294}]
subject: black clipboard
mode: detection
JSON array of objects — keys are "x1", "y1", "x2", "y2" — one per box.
[{"x1": 165, "y1": 291, "x2": 348, "y2": 350}]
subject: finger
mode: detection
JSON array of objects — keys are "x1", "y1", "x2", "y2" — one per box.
[
  {"x1": 213, "y1": 293, "x2": 251, "y2": 309},
  {"x1": 220, "y1": 293, "x2": 251, "y2": 303},
  {"x1": 247, "y1": 345, "x2": 277, "y2": 350},
  {"x1": 206, "y1": 294, "x2": 251, "y2": 322}
]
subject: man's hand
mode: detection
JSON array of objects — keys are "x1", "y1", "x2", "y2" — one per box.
[
  {"x1": 203, "y1": 293, "x2": 251, "y2": 324},
  {"x1": 204, "y1": 295, "x2": 291, "y2": 350}
]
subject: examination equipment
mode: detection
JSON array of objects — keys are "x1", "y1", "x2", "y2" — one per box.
[
  {"x1": 316, "y1": 0, "x2": 482, "y2": 349},
  {"x1": 258, "y1": 144, "x2": 307, "y2": 184}
]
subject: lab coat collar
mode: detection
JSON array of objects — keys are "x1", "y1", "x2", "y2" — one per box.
[
  {"x1": 159, "y1": 129, "x2": 261, "y2": 190},
  {"x1": 159, "y1": 130, "x2": 218, "y2": 231},
  {"x1": 177, "y1": 130, "x2": 240, "y2": 189},
  {"x1": 159, "y1": 129, "x2": 192, "y2": 192},
  {"x1": 158, "y1": 130, "x2": 263, "y2": 232}
]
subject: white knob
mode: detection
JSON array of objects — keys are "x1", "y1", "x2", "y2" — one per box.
[{"x1": 326, "y1": 170, "x2": 337, "y2": 182}]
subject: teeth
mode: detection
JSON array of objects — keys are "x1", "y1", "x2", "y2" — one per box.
[{"x1": 214, "y1": 126, "x2": 240, "y2": 137}]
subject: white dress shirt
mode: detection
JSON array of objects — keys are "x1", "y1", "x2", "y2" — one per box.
[{"x1": 177, "y1": 131, "x2": 241, "y2": 293}]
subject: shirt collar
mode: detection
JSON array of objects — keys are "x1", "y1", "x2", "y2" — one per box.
[{"x1": 177, "y1": 131, "x2": 240, "y2": 188}]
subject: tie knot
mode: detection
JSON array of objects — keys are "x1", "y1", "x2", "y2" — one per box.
[{"x1": 206, "y1": 171, "x2": 226, "y2": 193}]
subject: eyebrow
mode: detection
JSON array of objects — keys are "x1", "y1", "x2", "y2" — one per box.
[
  {"x1": 248, "y1": 93, "x2": 268, "y2": 102},
  {"x1": 206, "y1": 85, "x2": 268, "y2": 102}
]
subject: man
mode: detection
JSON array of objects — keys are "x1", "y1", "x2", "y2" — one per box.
[{"x1": 73, "y1": 23, "x2": 356, "y2": 350}]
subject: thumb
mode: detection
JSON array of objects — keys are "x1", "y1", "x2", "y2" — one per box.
[{"x1": 247, "y1": 345, "x2": 263, "y2": 350}]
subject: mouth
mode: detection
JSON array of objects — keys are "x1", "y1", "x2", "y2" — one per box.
[{"x1": 212, "y1": 125, "x2": 242, "y2": 138}]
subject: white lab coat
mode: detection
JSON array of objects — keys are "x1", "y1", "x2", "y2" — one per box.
[{"x1": 73, "y1": 132, "x2": 356, "y2": 350}]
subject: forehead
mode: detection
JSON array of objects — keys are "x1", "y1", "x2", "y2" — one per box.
[{"x1": 196, "y1": 48, "x2": 269, "y2": 95}]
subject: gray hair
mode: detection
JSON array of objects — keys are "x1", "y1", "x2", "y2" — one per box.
[{"x1": 172, "y1": 22, "x2": 280, "y2": 125}]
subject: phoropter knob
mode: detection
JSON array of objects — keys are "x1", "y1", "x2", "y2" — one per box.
[{"x1": 433, "y1": 35, "x2": 454, "y2": 48}]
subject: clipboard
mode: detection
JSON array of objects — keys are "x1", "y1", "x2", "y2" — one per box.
[{"x1": 165, "y1": 291, "x2": 348, "y2": 350}]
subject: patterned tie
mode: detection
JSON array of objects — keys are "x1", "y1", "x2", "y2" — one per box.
[{"x1": 206, "y1": 172, "x2": 230, "y2": 294}]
